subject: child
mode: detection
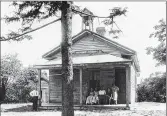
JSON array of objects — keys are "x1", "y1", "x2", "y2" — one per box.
[
  {"x1": 86, "y1": 88, "x2": 94, "y2": 105},
  {"x1": 92, "y1": 88, "x2": 99, "y2": 105}
]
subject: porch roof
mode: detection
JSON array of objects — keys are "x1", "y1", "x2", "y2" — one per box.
[{"x1": 34, "y1": 54, "x2": 132, "y2": 69}]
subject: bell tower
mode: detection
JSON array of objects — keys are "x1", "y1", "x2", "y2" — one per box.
[{"x1": 80, "y1": 8, "x2": 94, "y2": 31}]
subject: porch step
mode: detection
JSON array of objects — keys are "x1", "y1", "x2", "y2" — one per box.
[{"x1": 39, "y1": 104, "x2": 127, "y2": 111}]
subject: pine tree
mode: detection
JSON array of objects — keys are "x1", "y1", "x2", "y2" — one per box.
[{"x1": 1, "y1": 2, "x2": 127, "y2": 116}]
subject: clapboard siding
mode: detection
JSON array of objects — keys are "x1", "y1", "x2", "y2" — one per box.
[
  {"x1": 100, "y1": 69, "x2": 115, "y2": 89},
  {"x1": 73, "y1": 35, "x2": 117, "y2": 52},
  {"x1": 48, "y1": 69, "x2": 89, "y2": 104},
  {"x1": 73, "y1": 69, "x2": 80, "y2": 104},
  {"x1": 48, "y1": 68, "x2": 126, "y2": 104},
  {"x1": 82, "y1": 70, "x2": 90, "y2": 104},
  {"x1": 50, "y1": 35, "x2": 122, "y2": 59},
  {"x1": 49, "y1": 69, "x2": 62, "y2": 103}
]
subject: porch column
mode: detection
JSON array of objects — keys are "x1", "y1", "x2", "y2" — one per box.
[
  {"x1": 38, "y1": 69, "x2": 42, "y2": 106},
  {"x1": 79, "y1": 68, "x2": 83, "y2": 105},
  {"x1": 126, "y1": 65, "x2": 130, "y2": 109}
]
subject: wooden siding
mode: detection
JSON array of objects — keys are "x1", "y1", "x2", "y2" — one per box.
[
  {"x1": 100, "y1": 69, "x2": 115, "y2": 89},
  {"x1": 73, "y1": 69, "x2": 80, "y2": 104},
  {"x1": 72, "y1": 35, "x2": 116, "y2": 52},
  {"x1": 48, "y1": 69, "x2": 89, "y2": 104},
  {"x1": 48, "y1": 68, "x2": 127, "y2": 104},
  {"x1": 82, "y1": 69, "x2": 91, "y2": 104},
  {"x1": 49, "y1": 69, "x2": 62, "y2": 103},
  {"x1": 50, "y1": 35, "x2": 122, "y2": 59}
]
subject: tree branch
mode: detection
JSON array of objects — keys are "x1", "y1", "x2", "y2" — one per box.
[
  {"x1": 72, "y1": 7, "x2": 127, "y2": 19},
  {"x1": 72, "y1": 8, "x2": 110, "y2": 18},
  {"x1": 113, "y1": 21, "x2": 123, "y2": 34},
  {"x1": 0, "y1": 18, "x2": 61, "y2": 41}
]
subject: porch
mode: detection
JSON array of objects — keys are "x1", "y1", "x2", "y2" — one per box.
[{"x1": 35, "y1": 54, "x2": 133, "y2": 109}]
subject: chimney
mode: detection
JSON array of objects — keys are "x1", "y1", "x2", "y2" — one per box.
[{"x1": 96, "y1": 27, "x2": 106, "y2": 36}]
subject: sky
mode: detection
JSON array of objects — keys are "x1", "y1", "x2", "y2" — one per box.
[{"x1": 1, "y1": 2, "x2": 166, "y2": 83}]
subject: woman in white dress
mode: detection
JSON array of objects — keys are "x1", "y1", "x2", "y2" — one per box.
[{"x1": 111, "y1": 84, "x2": 119, "y2": 104}]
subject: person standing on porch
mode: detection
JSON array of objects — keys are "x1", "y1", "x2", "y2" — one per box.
[
  {"x1": 111, "y1": 84, "x2": 119, "y2": 105},
  {"x1": 98, "y1": 86, "x2": 106, "y2": 104},
  {"x1": 30, "y1": 89, "x2": 39, "y2": 111},
  {"x1": 106, "y1": 88, "x2": 113, "y2": 104}
]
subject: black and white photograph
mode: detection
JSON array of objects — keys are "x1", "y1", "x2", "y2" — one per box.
[{"x1": 0, "y1": 1, "x2": 166, "y2": 116}]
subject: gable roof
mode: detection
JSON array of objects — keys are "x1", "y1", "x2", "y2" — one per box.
[
  {"x1": 42, "y1": 29, "x2": 140, "y2": 72},
  {"x1": 43, "y1": 29, "x2": 136, "y2": 59}
]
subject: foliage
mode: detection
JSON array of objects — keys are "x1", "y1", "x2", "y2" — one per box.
[
  {"x1": 1, "y1": 53, "x2": 38, "y2": 103},
  {"x1": 137, "y1": 72, "x2": 166, "y2": 103},
  {"x1": 1, "y1": 53, "x2": 22, "y2": 89},
  {"x1": 1, "y1": 2, "x2": 127, "y2": 116},
  {"x1": 4, "y1": 67, "x2": 38, "y2": 103},
  {"x1": 2, "y1": 1, "x2": 63, "y2": 41},
  {"x1": 146, "y1": 19, "x2": 166, "y2": 66},
  {"x1": 102, "y1": 7, "x2": 127, "y2": 39},
  {"x1": 1, "y1": 1, "x2": 127, "y2": 41}
]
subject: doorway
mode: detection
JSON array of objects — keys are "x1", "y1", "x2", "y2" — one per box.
[
  {"x1": 89, "y1": 70, "x2": 100, "y2": 90},
  {"x1": 115, "y1": 68, "x2": 126, "y2": 104}
]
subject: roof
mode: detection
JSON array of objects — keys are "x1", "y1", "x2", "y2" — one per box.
[
  {"x1": 41, "y1": 29, "x2": 140, "y2": 72},
  {"x1": 42, "y1": 29, "x2": 136, "y2": 59},
  {"x1": 34, "y1": 54, "x2": 132, "y2": 69}
]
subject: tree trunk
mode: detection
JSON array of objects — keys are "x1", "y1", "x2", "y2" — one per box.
[
  {"x1": 0, "y1": 77, "x2": 2, "y2": 102},
  {"x1": 0, "y1": 78, "x2": 5, "y2": 103},
  {"x1": 61, "y1": 1, "x2": 74, "y2": 116}
]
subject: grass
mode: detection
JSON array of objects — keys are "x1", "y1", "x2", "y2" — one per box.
[{"x1": 1, "y1": 102, "x2": 166, "y2": 116}]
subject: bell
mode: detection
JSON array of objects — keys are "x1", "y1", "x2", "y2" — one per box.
[{"x1": 86, "y1": 21, "x2": 89, "y2": 26}]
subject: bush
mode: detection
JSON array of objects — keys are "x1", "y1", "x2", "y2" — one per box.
[
  {"x1": 137, "y1": 73, "x2": 166, "y2": 103},
  {"x1": 4, "y1": 83, "x2": 33, "y2": 103}
]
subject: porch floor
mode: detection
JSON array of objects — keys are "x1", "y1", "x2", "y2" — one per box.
[{"x1": 40, "y1": 103, "x2": 128, "y2": 110}]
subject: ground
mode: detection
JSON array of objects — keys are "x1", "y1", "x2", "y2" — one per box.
[{"x1": 1, "y1": 102, "x2": 166, "y2": 116}]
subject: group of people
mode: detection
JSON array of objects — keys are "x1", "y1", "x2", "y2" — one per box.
[{"x1": 86, "y1": 84, "x2": 119, "y2": 105}]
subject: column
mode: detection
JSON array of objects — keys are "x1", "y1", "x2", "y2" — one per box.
[
  {"x1": 79, "y1": 68, "x2": 83, "y2": 105},
  {"x1": 126, "y1": 65, "x2": 130, "y2": 109},
  {"x1": 38, "y1": 69, "x2": 42, "y2": 106}
]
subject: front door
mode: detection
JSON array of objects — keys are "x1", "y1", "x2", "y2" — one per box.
[{"x1": 89, "y1": 71, "x2": 100, "y2": 90}]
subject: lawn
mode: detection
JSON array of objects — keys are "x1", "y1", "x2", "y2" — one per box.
[{"x1": 1, "y1": 102, "x2": 166, "y2": 116}]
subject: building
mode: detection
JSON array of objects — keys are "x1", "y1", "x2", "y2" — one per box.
[{"x1": 34, "y1": 28, "x2": 140, "y2": 109}]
